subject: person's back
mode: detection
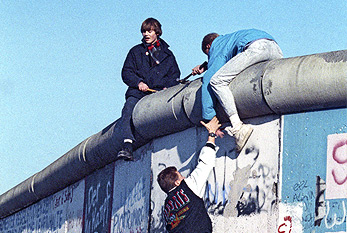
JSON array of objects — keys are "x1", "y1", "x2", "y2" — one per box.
[
  {"x1": 164, "y1": 179, "x2": 212, "y2": 233},
  {"x1": 208, "y1": 29, "x2": 275, "y2": 64},
  {"x1": 157, "y1": 117, "x2": 221, "y2": 233}
]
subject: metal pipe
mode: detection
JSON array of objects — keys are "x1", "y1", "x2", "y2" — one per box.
[{"x1": 0, "y1": 50, "x2": 346, "y2": 218}]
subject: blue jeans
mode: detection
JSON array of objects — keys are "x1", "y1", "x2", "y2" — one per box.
[
  {"x1": 119, "y1": 96, "x2": 140, "y2": 141},
  {"x1": 210, "y1": 39, "x2": 283, "y2": 119}
]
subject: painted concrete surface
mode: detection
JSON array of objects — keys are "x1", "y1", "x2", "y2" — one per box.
[
  {"x1": 281, "y1": 108, "x2": 347, "y2": 233},
  {"x1": 0, "y1": 114, "x2": 280, "y2": 233},
  {"x1": 0, "y1": 180, "x2": 85, "y2": 232},
  {"x1": 0, "y1": 109, "x2": 346, "y2": 232},
  {"x1": 111, "y1": 146, "x2": 152, "y2": 233},
  {"x1": 83, "y1": 163, "x2": 114, "y2": 233},
  {"x1": 150, "y1": 114, "x2": 281, "y2": 232}
]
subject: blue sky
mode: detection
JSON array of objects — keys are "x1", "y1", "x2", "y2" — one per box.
[{"x1": 1, "y1": 0, "x2": 346, "y2": 195}]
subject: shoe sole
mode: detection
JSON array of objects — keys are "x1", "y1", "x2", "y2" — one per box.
[
  {"x1": 236, "y1": 128, "x2": 254, "y2": 152},
  {"x1": 117, "y1": 152, "x2": 134, "y2": 161},
  {"x1": 117, "y1": 155, "x2": 134, "y2": 161}
]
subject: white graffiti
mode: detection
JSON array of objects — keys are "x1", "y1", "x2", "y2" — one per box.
[
  {"x1": 324, "y1": 200, "x2": 346, "y2": 229},
  {"x1": 112, "y1": 177, "x2": 147, "y2": 233},
  {"x1": 85, "y1": 181, "x2": 112, "y2": 233},
  {"x1": 0, "y1": 181, "x2": 84, "y2": 233}
]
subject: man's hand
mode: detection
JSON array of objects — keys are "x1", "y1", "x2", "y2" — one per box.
[
  {"x1": 200, "y1": 116, "x2": 221, "y2": 134},
  {"x1": 191, "y1": 64, "x2": 206, "y2": 76},
  {"x1": 215, "y1": 129, "x2": 225, "y2": 138},
  {"x1": 138, "y1": 82, "x2": 149, "y2": 92}
]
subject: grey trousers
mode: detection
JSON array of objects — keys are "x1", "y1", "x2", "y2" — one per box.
[{"x1": 210, "y1": 39, "x2": 283, "y2": 119}]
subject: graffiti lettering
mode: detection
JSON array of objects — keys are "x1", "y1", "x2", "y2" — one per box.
[
  {"x1": 291, "y1": 179, "x2": 315, "y2": 211},
  {"x1": 87, "y1": 182, "x2": 100, "y2": 215},
  {"x1": 293, "y1": 191, "x2": 315, "y2": 210},
  {"x1": 324, "y1": 200, "x2": 346, "y2": 229},
  {"x1": 236, "y1": 186, "x2": 264, "y2": 216},
  {"x1": 293, "y1": 180, "x2": 308, "y2": 191},
  {"x1": 85, "y1": 181, "x2": 112, "y2": 233},
  {"x1": 113, "y1": 206, "x2": 145, "y2": 232},
  {"x1": 53, "y1": 186, "x2": 74, "y2": 209},
  {"x1": 332, "y1": 169, "x2": 347, "y2": 185},
  {"x1": 332, "y1": 139, "x2": 347, "y2": 164},
  {"x1": 278, "y1": 216, "x2": 292, "y2": 233},
  {"x1": 205, "y1": 161, "x2": 277, "y2": 217},
  {"x1": 332, "y1": 139, "x2": 347, "y2": 185},
  {"x1": 112, "y1": 177, "x2": 147, "y2": 233}
]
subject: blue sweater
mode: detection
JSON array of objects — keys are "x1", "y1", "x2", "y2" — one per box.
[{"x1": 202, "y1": 29, "x2": 275, "y2": 120}]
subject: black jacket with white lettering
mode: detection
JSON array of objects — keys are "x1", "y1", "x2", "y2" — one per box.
[{"x1": 164, "y1": 180, "x2": 212, "y2": 233}]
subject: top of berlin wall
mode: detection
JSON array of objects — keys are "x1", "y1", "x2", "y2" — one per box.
[{"x1": 0, "y1": 49, "x2": 346, "y2": 219}]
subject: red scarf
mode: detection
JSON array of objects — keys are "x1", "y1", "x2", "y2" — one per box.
[{"x1": 147, "y1": 40, "x2": 160, "y2": 51}]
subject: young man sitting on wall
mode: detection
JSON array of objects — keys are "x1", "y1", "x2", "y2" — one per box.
[
  {"x1": 157, "y1": 116, "x2": 221, "y2": 233},
  {"x1": 117, "y1": 18, "x2": 180, "y2": 161}
]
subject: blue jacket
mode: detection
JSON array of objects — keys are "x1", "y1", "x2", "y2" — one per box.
[
  {"x1": 202, "y1": 29, "x2": 275, "y2": 120},
  {"x1": 122, "y1": 39, "x2": 180, "y2": 99}
]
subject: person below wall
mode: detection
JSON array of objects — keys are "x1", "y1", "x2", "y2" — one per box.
[
  {"x1": 117, "y1": 18, "x2": 180, "y2": 161},
  {"x1": 192, "y1": 29, "x2": 283, "y2": 152},
  {"x1": 157, "y1": 116, "x2": 221, "y2": 233}
]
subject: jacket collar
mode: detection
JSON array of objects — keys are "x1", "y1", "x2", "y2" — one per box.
[{"x1": 141, "y1": 38, "x2": 171, "y2": 65}]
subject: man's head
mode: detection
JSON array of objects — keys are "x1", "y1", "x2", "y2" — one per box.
[
  {"x1": 157, "y1": 166, "x2": 184, "y2": 193},
  {"x1": 141, "y1": 18, "x2": 162, "y2": 44},
  {"x1": 201, "y1": 33, "x2": 219, "y2": 55}
]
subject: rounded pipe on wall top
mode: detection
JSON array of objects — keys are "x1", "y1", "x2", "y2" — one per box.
[
  {"x1": 262, "y1": 50, "x2": 347, "y2": 114},
  {"x1": 0, "y1": 50, "x2": 346, "y2": 219},
  {"x1": 132, "y1": 82, "x2": 199, "y2": 141},
  {"x1": 0, "y1": 120, "x2": 124, "y2": 218}
]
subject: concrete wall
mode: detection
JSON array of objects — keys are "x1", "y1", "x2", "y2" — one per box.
[
  {"x1": 279, "y1": 108, "x2": 347, "y2": 233},
  {"x1": 150, "y1": 114, "x2": 281, "y2": 232},
  {"x1": 0, "y1": 109, "x2": 346, "y2": 232}
]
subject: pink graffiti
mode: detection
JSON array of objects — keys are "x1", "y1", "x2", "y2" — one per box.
[
  {"x1": 332, "y1": 139, "x2": 347, "y2": 164},
  {"x1": 331, "y1": 139, "x2": 347, "y2": 185},
  {"x1": 278, "y1": 216, "x2": 292, "y2": 233},
  {"x1": 332, "y1": 169, "x2": 347, "y2": 185}
]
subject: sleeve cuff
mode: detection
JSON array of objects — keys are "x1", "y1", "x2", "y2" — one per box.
[{"x1": 205, "y1": 142, "x2": 216, "y2": 151}]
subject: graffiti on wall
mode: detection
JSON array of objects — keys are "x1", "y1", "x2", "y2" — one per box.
[
  {"x1": 83, "y1": 163, "x2": 114, "y2": 233},
  {"x1": 280, "y1": 132, "x2": 347, "y2": 232},
  {"x1": 278, "y1": 202, "x2": 304, "y2": 233},
  {"x1": 278, "y1": 215, "x2": 293, "y2": 233},
  {"x1": 314, "y1": 176, "x2": 326, "y2": 226},
  {"x1": 111, "y1": 177, "x2": 148, "y2": 233},
  {"x1": 205, "y1": 145, "x2": 278, "y2": 217},
  {"x1": 324, "y1": 133, "x2": 347, "y2": 231},
  {"x1": 325, "y1": 200, "x2": 346, "y2": 230},
  {"x1": 326, "y1": 133, "x2": 347, "y2": 199},
  {"x1": 111, "y1": 153, "x2": 151, "y2": 233},
  {"x1": 0, "y1": 180, "x2": 84, "y2": 233}
]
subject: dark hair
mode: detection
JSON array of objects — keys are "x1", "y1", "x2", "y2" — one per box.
[
  {"x1": 157, "y1": 166, "x2": 179, "y2": 193},
  {"x1": 141, "y1": 18, "x2": 162, "y2": 36},
  {"x1": 201, "y1": 33, "x2": 219, "y2": 52}
]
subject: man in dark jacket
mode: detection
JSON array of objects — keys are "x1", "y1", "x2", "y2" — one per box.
[{"x1": 117, "y1": 18, "x2": 180, "y2": 161}]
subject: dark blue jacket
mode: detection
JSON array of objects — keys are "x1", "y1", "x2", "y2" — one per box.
[{"x1": 121, "y1": 39, "x2": 180, "y2": 99}]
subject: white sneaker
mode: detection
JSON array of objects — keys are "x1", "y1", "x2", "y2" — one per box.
[{"x1": 226, "y1": 124, "x2": 253, "y2": 152}]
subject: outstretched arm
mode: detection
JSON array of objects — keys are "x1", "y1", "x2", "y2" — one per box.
[
  {"x1": 200, "y1": 116, "x2": 221, "y2": 144},
  {"x1": 185, "y1": 116, "x2": 221, "y2": 198}
]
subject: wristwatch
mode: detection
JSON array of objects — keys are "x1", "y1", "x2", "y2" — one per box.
[{"x1": 208, "y1": 132, "x2": 216, "y2": 138}]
